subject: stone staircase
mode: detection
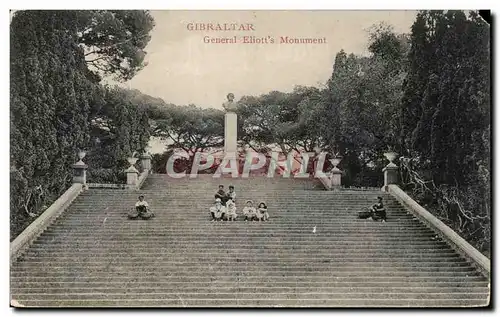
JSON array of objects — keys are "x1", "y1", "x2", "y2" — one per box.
[{"x1": 10, "y1": 174, "x2": 490, "y2": 307}]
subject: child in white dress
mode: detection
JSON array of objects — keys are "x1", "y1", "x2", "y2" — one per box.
[
  {"x1": 242, "y1": 200, "x2": 257, "y2": 221},
  {"x1": 209, "y1": 198, "x2": 226, "y2": 221},
  {"x1": 225, "y1": 199, "x2": 237, "y2": 221}
]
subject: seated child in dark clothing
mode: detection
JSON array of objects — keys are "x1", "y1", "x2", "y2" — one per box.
[
  {"x1": 256, "y1": 201, "x2": 269, "y2": 221},
  {"x1": 370, "y1": 196, "x2": 387, "y2": 222},
  {"x1": 358, "y1": 196, "x2": 386, "y2": 222},
  {"x1": 215, "y1": 185, "x2": 226, "y2": 205},
  {"x1": 226, "y1": 185, "x2": 236, "y2": 204}
]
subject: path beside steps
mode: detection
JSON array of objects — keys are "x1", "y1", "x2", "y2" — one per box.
[{"x1": 10, "y1": 174, "x2": 490, "y2": 307}]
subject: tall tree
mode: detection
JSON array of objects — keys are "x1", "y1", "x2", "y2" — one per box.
[
  {"x1": 10, "y1": 10, "x2": 155, "y2": 239},
  {"x1": 400, "y1": 10, "x2": 490, "y2": 255}
]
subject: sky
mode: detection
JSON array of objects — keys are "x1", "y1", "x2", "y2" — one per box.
[{"x1": 116, "y1": 10, "x2": 418, "y2": 110}]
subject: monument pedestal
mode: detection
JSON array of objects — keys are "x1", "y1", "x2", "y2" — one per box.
[{"x1": 224, "y1": 112, "x2": 238, "y2": 156}]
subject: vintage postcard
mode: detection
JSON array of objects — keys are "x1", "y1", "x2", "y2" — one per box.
[{"x1": 9, "y1": 10, "x2": 491, "y2": 308}]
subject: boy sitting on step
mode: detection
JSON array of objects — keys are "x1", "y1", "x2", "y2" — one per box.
[
  {"x1": 215, "y1": 185, "x2": 227, "y2": 206},
  {"x1": 225, "y1": 199, "x2": 237, "y2": 221},
  {"x1": 242, "y1": 200, "x2": 257, "y2": 221},
  {"x1": 128, "y1": 195, "x2": 154, "y2": 220},
  {"x1": 209, "y1": 198, "x2": 226, "y2": 221}
]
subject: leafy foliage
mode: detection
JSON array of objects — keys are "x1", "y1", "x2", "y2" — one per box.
[
  {"x1": 77, "y1": 10, "x2": 155, "y2": 81},
  {"x1": 399, "y1": 10, "x2": 490, "y2": 256},
  {"x1": 152, "y1": 104, "x2": 225, "y2": 158},
  {"x1": 10, "y1": 10, "x2": 154, "y2": 240}
]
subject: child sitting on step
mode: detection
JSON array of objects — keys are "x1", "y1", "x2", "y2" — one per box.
[
  {"x1": 226, "y1": 185, "x2": 236, "y2": 204},
  {"x1": 371, "y1": 196, "x2": 387, "y2": 222},
  {"x1": 209, "y1": 198, "x2": 226, "y2": 221},
  {"x1": 242, "y1": 200, "x2": 257, "y2": 221},
  {"x1": 256, "y1": 201, "x2": 269, "y2": 221},
  {"x1": 128, "y1": 195, "x2": 154, "y2": 220},
  {"x1": 215, "y1": 185, "x2": 227, "y2": 206},
  {"x1": 225, "y1": 199, "x2": 237, "y2": 221}
]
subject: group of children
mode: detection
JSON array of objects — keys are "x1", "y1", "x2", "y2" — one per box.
[
  {"x1": 210, "y1": 185, "x2": 269, "y2": 221},
  {"x1": 129, "y1": 190, "x2": 386, "y2": 223}
]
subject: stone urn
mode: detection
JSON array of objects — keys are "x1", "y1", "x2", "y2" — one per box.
[
  {"x1": 75, "y1": 150, "x2": 87, "y2": 166},
  {"x1": 383, "y1": 151, "x2": 398, "y2": 167},
  {"x1": 330, "y1": 157, "x2": 342, "y2": 171},
  {"x1": 126, "y1": 157, "x2": 139, "y2": 174},
  {"x1": 127, "y1": 157, "x2": 139, "y2": 166}
]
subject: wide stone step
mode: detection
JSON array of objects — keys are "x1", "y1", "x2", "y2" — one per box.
[
  {"x1": 12, "y1": 256, "x2": 470, "y2": 266},
  {"x1": 26, "y1": 241, "x2": 453, "y2": 248},
  {"x1": 83, "y1": 201, "x2": 392, "y2": 204},
  {"x1": 14, "y1": 255, "x2": 465, "y2": 264},
  {"x1": 60, "y1": 215, "x2": 410, "y2": 220},
  {"x1": 11, "y1": 286, "x2": 489, "y2": 294},
  {"x1": 31, "y1": 240, "x2": 448, "y2": 248},
  {"x1": 11, "y1": 275, "x2": 485, "y2": 283},
  {"x1": 12, "y1": 268, "x2": 481, "y2": 283},
  {"x1": 37, "y1": 230, "x2": 438, "y2": 237},
  {"x1": 11, "y1": 291, "x2": 490, "y2": 301},
  {"x1": 13, "y1": 263, "x2": 473, "y2": 272},
  {"x1": 11, "y1": 298, "x2": 489, "y2": 307},
  {"x1": 56, "y1": 211, "x2": 414, "y2": 216},
  {"x1": 40, "y1": 226, "x2": 434, "y2": 233},
  {"x1": 14, "y1": 257, "x2": 471, "y2": 267},
  {"x1": 47, "y1": 218, "x2": 418, "y2": 225},
  {"x1": 11, "y1": 267, "x2": 479, "y2": 276},
  {"x1": 44, "y1": 220, "x2": 424, "y2": 227},
  {"x1": 27, "y1": 239, "x2": 452, "y2": 246},
  {"x1": 11, "y1": 280, "x2": 488, "y2": 288}
]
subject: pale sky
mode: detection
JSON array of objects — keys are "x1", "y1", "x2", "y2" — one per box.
[{"x1": 119, "y1": 10, "x2": 418, "y2": 109}]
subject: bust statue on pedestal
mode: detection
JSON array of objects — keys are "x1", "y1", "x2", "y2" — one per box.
[
  {"x1": 223, "y1": 93, "x2": 238, "y2": 155},
  {"x1": 222, "y1": 93, "x2": 237, "y2": 112}
]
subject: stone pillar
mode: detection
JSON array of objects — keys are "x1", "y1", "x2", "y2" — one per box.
[
  {"x1": 329, "y1": 157, "x2": 342, "y2": 190},
  {"x1": 383, "y1": 164, "x2": 398, "y2": 187},
  {"x1": 140, "y1": 153, "x2": 152, "y2": 172},
  {"x1": 125, "y1": 158, "x2": 139, "y2": 189},
  {"x1": 331, "y1": 168, "x2": 342, "y2": 190},
  {"x1": 382, "y1": 152, "x2": 399, "y2": 190},
  {"x1": 224, "y1": 112, "x2": 238, "y2": 156},
  {"x1": 72, "y1": 151, "x2": 88, "y2": 185},
  {"x1": 72, "y1": 162, "x2": 88, "y2": 185}
]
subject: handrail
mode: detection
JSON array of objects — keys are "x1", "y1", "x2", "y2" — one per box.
[
  {"x1": 386, "y1": 184, "x2": 490, "y2": 277},
  {"x1": 137, "y1": 169, "x2": 150, "y2": 189},
  {"x1": 10, "y1": 183, "x2": 84, "y2": 261},
  {"x1": 316, "y1": 175, "x2": 331, "y2": 190}
]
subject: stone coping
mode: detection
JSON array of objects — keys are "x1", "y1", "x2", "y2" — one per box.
[
  {"x1": 137, "y1": 170, "x2": 150, "y2": 189},
  {"x1": 88, "y1": 169, "x2": 150, "y2": 190},
  {"x1": 10, "y1": 183, "x2": 84, "y2": 262},
  {"x1": 87, "y1": 183, "x2": 127, "y2": 189},
  {"x1": 317, "y1": 175, "x2": 331, "y2": 190},
  {"x1": 385, "y1": 184, "x2": 490, "y2": 278}
]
